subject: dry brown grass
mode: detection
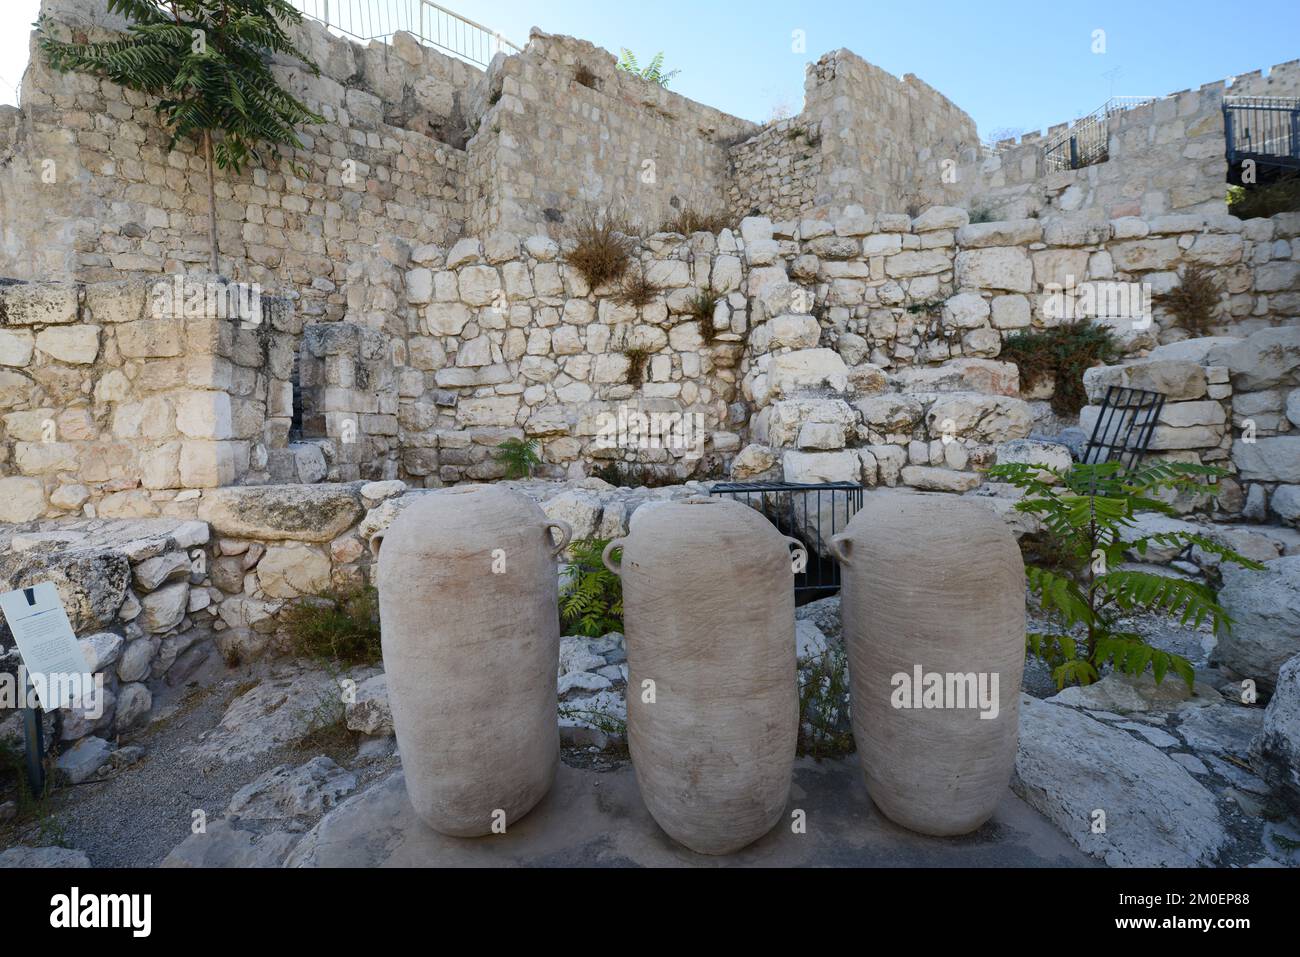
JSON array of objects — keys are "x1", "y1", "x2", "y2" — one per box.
[
  {"x1": 566, "y1": 207, "x2": 636, "y2": 289},
  {"x1": 617, "y1": 266, "x2": 662, "y2": 307},
  {"x1": 660, "y1": 208, "x2": 731, "y2": 235},
  {"x1": 1157, "y1": 264, "x2": 1223, "y2": 336}
]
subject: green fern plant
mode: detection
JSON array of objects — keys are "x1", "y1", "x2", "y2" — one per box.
[
  {"x1": 37, "y1": 1, "x2": 323, "y2": 275},
  {"x1": 616, "y1": 49, "x2": 680, "y2": 87},
  {"x1": 494, "y1": 438, "x2": 542, "y2": 479},
  {"x1": 988, "y1": 460, "x2": 1265, "y2": 690},
  {"x1": 560, "y1": 538, "x2": 624, "y2": 637}
]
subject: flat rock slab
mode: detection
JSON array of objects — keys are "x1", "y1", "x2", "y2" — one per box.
[
  {"x1": 1014, "y1": 695, "x2": 1227, "y2": 867},
  {"x1": 284, "y1": 758, "x2": 1088, "y2": 868}
]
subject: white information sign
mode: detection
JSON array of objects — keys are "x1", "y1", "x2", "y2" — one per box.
[{"x1": 0, "y1": 582, "x2": 90, "y2": 711}]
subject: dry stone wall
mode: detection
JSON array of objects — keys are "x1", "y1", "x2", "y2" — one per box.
[
  {"x1": 937, "y1": 60, "x2": 1300, "y2": 222},
  {"x1": 465, "y1": 31, "x2": 757, "y2": 235},
  {"x1": 0, "y1": 2, "x2": 471, "y2": 321},
  {"x1": 2, "y1": 205, "x2": 1295, "y2": 517}
]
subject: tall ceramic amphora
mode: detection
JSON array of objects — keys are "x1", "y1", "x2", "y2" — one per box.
[{"x1": 372, "y1": 485, "x2": 571, "y2": 837}]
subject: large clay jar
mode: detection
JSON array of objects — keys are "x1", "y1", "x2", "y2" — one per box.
[
  {"x1": 830, "y1": 491, "x2": 1024, "y2": 837},
  {"x1": 602, "y1": 497, "x2": 806, "y2": 855},
  {"x1": 371, "y1": 485, "x2": 571, "y2": 837}
]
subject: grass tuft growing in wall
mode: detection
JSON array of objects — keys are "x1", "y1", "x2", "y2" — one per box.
[
  {"x1": 1157, "y1": 264, "x2": 1222, "y2": 337},
  {"x1": 566, "y1": 207, "x2": 636, "y2": 289}
]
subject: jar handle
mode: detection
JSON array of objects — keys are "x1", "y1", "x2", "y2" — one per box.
[
  {"x1": 828, "y1": 533, "x2": 853, "y2": 566},
  {"x1": 783, "y1": 536, "x2": 808, "y2": 575},
  {"x1": 601, "y1": 538, "x2": 627, "y2": 575},
  {"x1": 545, "y1": 520, "x2": 573, "y2": 558}
]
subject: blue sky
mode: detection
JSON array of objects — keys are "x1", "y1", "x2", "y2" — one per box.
[{"x1": 3, "y1": 0, "x2": 1297, "y2": 140}]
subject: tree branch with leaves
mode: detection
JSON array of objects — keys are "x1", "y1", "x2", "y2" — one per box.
[
  {"x1": 37, "y1": 0, "x2": 323, "y2": 274},
  {"x1": 988, "y1": 459, "x2": 1265, "y2": 690}
]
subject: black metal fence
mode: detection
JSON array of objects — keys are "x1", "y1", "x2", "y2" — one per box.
[
  {"x1": 710, "y1": 481, "x2": 864, "y2": 602},
  {"x1": 1082, "y1": 386, "x2": 1166, "y2": 472},
  {"x1": 1224, "y1": 96, "x2": 1300, "y2": 182}
]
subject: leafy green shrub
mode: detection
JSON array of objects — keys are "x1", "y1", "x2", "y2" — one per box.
[
  {"x1": 988, "y1": 460, "x2": 1265, "y2": 690},
  {"x1": 282, "y1": 586, "x2": 382, "y2": 666},
  {"x1": 1228, "y1": 174, "x2": 1300, "y2": 219},
  {"x1": 566, "y1": 207, "x2": 636, "y2": 289},
  {"x1": 560, "y1": 539, "x2": 624, "y2": 637},
  {"x1": 1000, "y1": 320, "x2": 1119, "y2": 417},
  {"x1": 616, "y1": 49, "x2": 680, "y2": 87},
  {"x1": 1157, "y1": 264, "x2": 1222, "y2": 336},
  {"x1": 494, "y1": 437, "x2": 541, "y2": 479}
]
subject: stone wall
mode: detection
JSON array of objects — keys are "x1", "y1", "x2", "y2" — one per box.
[
  {"x1": 4, "y1": 205, "x2": 1294, "y2": 517},
  {"x1": 465, "y1": 30, "x2": 757, "y2": 235},
  {"x1": 0, "y1": 1, "x2": 471, "y2": 321},
  {"x1": 1079, "y1": 325, "x2": 1300, "y2": 524},
  {"x1": 938, "y1": 59, "x2": 1300, "y2": 222},
  {"x1": 0, "y1": 278, "x2": 302, "y2": 522}
]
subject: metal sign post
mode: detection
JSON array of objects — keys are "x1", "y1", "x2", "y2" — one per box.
[{"x1": 21, "y1": 671, "x2": 44, "y2": 796}]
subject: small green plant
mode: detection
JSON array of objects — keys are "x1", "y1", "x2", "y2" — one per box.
[
  {"x1": 797, "y1": 649, "x2": 855, "y2": 759},
  {"x1": 295, "y1": 685, "x2": 355, "y2": 754},
  {"x1": 988, "y1": 460, "x2": 1266, "y2": 690},
  {"x1": 560, "y1": 538, "x2": 624, "y2": 637},
  {"x1": 282, "y1": 586, "x2": 382, "y2": 666},
  {"x1": 0, "y1": 737, "x2": 59, "y2": 834},
  {"x1": 623, "y1": 347, "x2": 651, "y2": 386},
  {"x1": 684, "y1": 285, "x2": 723, "y2": 337},
  {"x1": 967, "y1": 204, "x2": 997, "y2": 224},
  {"x1": 1157, "y1": 264, "x2": 1222, "y2": 337},
  {"x1": 566, "y1": 206, "x2": 636, "y2": 289},
  {"x1": 1000, "y1": 319, "x2": 1119, "y2": 417},
  {"x1": 616, "y1": 49, "x2": 680, "y2": 87},
  {"x1": 494, "y1": 437, "x2": 542, "y2": 479}
]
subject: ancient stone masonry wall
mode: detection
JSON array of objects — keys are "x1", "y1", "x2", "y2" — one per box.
[
  {"x1": 0, "y1": 1, "x2": 471, "y2": 320},
  {"x1": 726, "y1": 117, "x2": 824, "y2": 222},
  {"x1": 464, "y1": 31, "x2": 758, "y2": 235},
  {"x1": 0, "y1": 278, "x2": 304, "y2": 523},
  {"x1": 800, "y1": 51, "x2": 980, "y2": 217},
  {"x1": 3, "y1": 205, "x2": 1295, "y2": 519},
  {"x1": 939, "y1": 59, "x2": 1300, "y2": 222}
]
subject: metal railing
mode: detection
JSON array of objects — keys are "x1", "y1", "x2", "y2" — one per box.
[
  {"x1": 1224, "y1": 95, "x2": 1300, "y2": 178},
  {"x1": 291, "y1": 0, "x2": 521, "y2": 67},
  {"x1": 1082, "y1": 386, "x2": 1166, "y2": 473},
  {"x1": 710, "y1": 481, "x2": 864, "y2": 603},
  {"x1": 1043, "y1": 96, "x2": 1162, "y2": 172}
]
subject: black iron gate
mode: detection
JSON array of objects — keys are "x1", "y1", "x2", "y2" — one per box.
[
  {"x1": 709, "y1": 481, "x2": 864, "y2": 602},
  {"x1": 1082, "y1": 385, "x2": 1165, "y2": 472}
]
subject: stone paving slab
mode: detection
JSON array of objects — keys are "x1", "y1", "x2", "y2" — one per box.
[{"x1": 286, "y1": 756, "x2": 1091, "y2": 868}]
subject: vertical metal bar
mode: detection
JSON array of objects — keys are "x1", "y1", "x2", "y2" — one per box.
[
  {"x1": 1116, "y1": 388, "x2": 1145, "y2": 471},
  {"x1": 22, "y1": 671, "x2": 45, "y2": 796}
]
